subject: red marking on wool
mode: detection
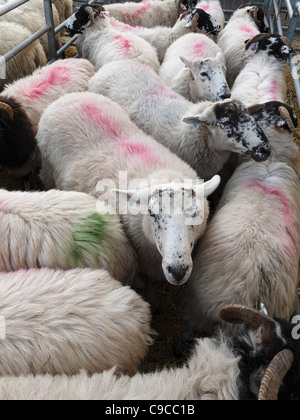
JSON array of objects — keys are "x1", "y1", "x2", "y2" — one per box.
[
  {"x1": 247, "y1": 180, "x2": 296, "y2": 257},
  {"x1": 187, "y1": 41, "x2": 206, "y2": 60},
  {"x1": 124, "y1": 0, "x2": 152, "y2": 21},
  {"x1": 110, "y1": 18, "x2": 145, "y2": 31},
  {"x1": 268, "y1": 79, "x2": 280, "y2": 101},
  {"x1": 22, "y1": 67, "x2": 71, "y2": 100},
  {"x1": 120, "y1": 141, "x2": 161, "y2": 166},
  {"x1": 114, "y1": 35, "x2": 132, "y2": 56},
  {"x1": 239, "y1": 24, "x2": 259, "y2": 37},
  {"x1": 80, "y1": 103, "x2": 126, "y2": 140}
]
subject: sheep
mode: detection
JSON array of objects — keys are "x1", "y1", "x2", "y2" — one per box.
[
  {"x1": 0, "y1": 58, "x2": 95, "y2": 178},
  {"x1": 231, "y1": 34, "x2": 295, "y2": 106},
  {"x1": 195, "y1": 0, "x2": 225, "y2": 38},
  {"x1": 160, "y1": 33, "x2": 230, "y2": 102},
  {"x1": 0, "y1": 0, "x2": 62, "y2": 59},
  {"x1": 89, "y1": 59, "x2": 271, "y2": 181},
  {"x1": 37, "y1": 91, "x2": 221, "y2": 292},
  {"x1": 0, "y1": 188, "x2": 138, "y2": 285},
  {"x1": 181, "y1": 103, "x2": 300, "y2": 337},
  {"x1": 52, "y1": 0, "x2": 73, "y2": 23},
  {"x1": 0, "y1": 305, "x2": 298, "y2": 400},
  {"x1": 65, "y1": 4, "x2": 160, "y2": 73},
  {"x1": 217, "y1": 4, "x2": 269, "y2": 88},
  {"x1": 109, "y1": 8, "x2": 221, "y2": 64},
  {"x1": 0, "y1": 267, "x2": 152, "y2": 376},
  {"x1": 0, "y1": 21, "x2": 47, "y2": 92},
  {"x1": 104, "y1": 0, "x2": 196, "y2": 28}
]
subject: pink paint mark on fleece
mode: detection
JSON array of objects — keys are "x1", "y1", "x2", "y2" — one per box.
[
  {"x1": 268, "y1": 79, "x2": 280, "y2": 101},
  {"x1": 80, "y1": 103, "x2": 126, "y2": 141},
  {"x1": 187, "y1": 41, "x2": 206, "y2": 60},
  {"x1": 22, "y1": 67, "x2": 71, "y2": 100},
  {"x1": 120, "y1": 141, "x2": 161, "y2": 166},
  {"x1": 110, "y1": 18, "x2": 145, "y2": 32},
  {"x1": 114, "y1": 35, "x2": 132, "y2": 57},
  {"x1": 247, "y1": 180, "x2": 297, "y2": 258},
  {"x1": 239, "y1": 24, "x2": 259, "y2": 38},
  {"x1": 124, "y1": 0, "x2": 152, "y2": 21}
]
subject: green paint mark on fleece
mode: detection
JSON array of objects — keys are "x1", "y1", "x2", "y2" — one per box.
[{"x1": 71, "y1": 213, "x2": 109, "y2": 266}]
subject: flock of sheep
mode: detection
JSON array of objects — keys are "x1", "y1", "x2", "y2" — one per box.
[{"x1": 0, "y1": 0, "x2": 299, "y2": 400}]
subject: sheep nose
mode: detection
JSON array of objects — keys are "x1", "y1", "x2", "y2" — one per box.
[
  {"x1": 167, "y1": 265, "x2": 189, "y2": 284},
  {"x1": 220, "y1": 91, "x2": 231, "y2": 100},
  {"x1": 252, "y1": 145, "x2": 271, "y2": 162}
]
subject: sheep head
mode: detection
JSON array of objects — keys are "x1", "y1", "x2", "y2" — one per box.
[
  {"x1": 238, "y1": 4, "x2": 269, "y2": 33},
  {"x1": 184, "y1": 8, "x2": 221, "y2": 36},
  {"x1": 221, "y1": 304, "x2": 300, "y2": 400},
  {"x1": 245, "y1": 34, "x2": 295, "y2": 59},
  {"x1": 183, "y1": 99, "x2": 271, "y2": 162},
  {"x1": 180, "y1": 53, "x2": 231, "y2": 102},
  {"x1": 111, "y1": 176, "x2": 220, "y2": 286},
  {"x1": 0, "y1": 97, "x2": 36, "y2": 171},
  {"x1": 65, "y1": 4, "x2": 108, "y2": 37}
]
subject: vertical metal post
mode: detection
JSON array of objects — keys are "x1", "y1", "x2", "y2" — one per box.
[{"x1": 43, "y1": 0, "x2": 57, "y2": 62}]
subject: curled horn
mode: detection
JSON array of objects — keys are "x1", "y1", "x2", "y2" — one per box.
[
  {"x1": 0, "y1": 102, "x2": 14, "y2": 121},
  {"x1": 220, "y1": 304, "x2": 276, "y2": 330},
  {"x1": 279, "y1": 106, "x2": 300, "y2": 139},
  {"x1": 191, "y1": 12, "x2": 200, "y2": 33},
  {"x1": 245, "y1": 33, "x2": 270, "y2": 50},
  {"x1": 253, "y1": 6, "x2": 261, "y2": 26},
  {"x1": 86, "y1": 6, "x2": 96, "y2": 28},
  {"x1": 258, "y1": 349, "x2": 294, "y2": 400}
]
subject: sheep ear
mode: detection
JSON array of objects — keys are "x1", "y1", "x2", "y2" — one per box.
[
  {"x1": 183, "y1": 104, "x2": 216, "y2": 127},
  {"x1": 110, "y1": 187, "x2": 151, "y2": 205},
  {"x1": 180, "y1": 56, "x2": 194, "y2": 70},
  {"x1": 216, "y1": 51, "x2": 224, "y2": 63}
]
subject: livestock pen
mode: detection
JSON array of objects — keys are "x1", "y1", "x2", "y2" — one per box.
[{"x1": 0, "y1": 0, "x2": 300, "y2": 377}]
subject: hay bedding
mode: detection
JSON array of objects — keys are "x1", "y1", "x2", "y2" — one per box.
[{"x1": 1, "y1": 35, "x2": 300, "y2": 376}]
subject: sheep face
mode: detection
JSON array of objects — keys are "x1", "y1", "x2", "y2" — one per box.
[
  {"x1": 221, "y1": 305, "x2": 300, "y2": 400},
  {"x1": 245, "y1": 34, "x2": 294, "y2": 59},
  {"x1": 113, "y1": 176, "x2": 220, "y2": 285},
  {"x1": 183, "y1": 99, "x2": 271, "y2": 162},
  {"x1": 65, "y1": 4, "x2": 107, "y2": 36},
  {"x1": 249, "y1": 101, "x2": 299, "y2": 136},
  {"x1": 184, "y1": 8, "x2": 221, "y2": 36},
  {"x1": 180, "y1": 54, "x2": 231, "y2": 102},
  {"x1": 0, "y1": 98, "x2": 36, "y2": 170}
]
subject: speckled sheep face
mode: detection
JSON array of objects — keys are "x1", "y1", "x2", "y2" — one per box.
[
  {"x1": 147, "y1": 187, "x2": 205, "y2": 286},
  {"x1": 185, "y1": 8, "x2": 221, "y2": 36},
  {"x1": 182, "y1": 55, "x2": 231, "y2": 102},
  {"x1": 183, "y1": 100, "x2": 271, "y2": 161}
]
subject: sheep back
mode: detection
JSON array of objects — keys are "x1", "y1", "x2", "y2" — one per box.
[{"x1": 0, "y1": 268, "x2": 152, "y2": 376}]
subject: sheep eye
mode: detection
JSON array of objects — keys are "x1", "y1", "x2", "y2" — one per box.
[{"x1": 200, "y1": 72, "x2": 209, "y2": 78}]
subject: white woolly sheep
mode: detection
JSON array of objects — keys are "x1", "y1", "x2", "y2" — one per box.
[
  {"x1": 182, "y1": 104, "x2": 300, "y2": 337},
  {"x1": 53, "y1": 0, "x2": 73, "y2": 23},
  {"x1": 89, "y1": 59, "x2": 270, "y2": 181},
  {"x1": 0, "y1": 0, "x2": 62, "y2": 59},
  {"x1": 109, "y1": 8, "x2": 220, "y2": 64},
  {"x1": 231, "y1": 34, "x2": 295, "y2": 106},
  {"x1": 65, "y1": 4, "x2": 160, "y2": 73},
  {"x1": 104, "y1": 0, "x2": 191, "y2": 28},
  {"x1": 0, "y1": 21, "x2": 47, "y2": 92},
  {"x1": 0, "y1": 267, "x2": 152, "y2": 376},
  {"x1": 37, "y1": 91, "x2": 221, "y2": 291},
  {"x1": 0, "y1": 188, "x2": 137, "y2": 285},
  {"x1": 217, "y1": 4, "x2": 269, "y2": 87},
  {"x1": 0, "y1": 305, "x2": 298, "y2": 400},
  {"x1": 0, "y1": 58, "x2": 95, "y2": 178},
  {"x1": 160, "y1": 33, "x2": 230, "y2": 102}
]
